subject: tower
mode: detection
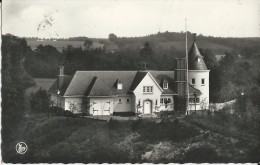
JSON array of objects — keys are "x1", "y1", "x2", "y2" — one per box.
[{"x1": 188, "y1": 36, "x2": 210, "y2": 111}]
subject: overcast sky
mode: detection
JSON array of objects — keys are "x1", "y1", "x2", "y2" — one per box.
[{"x1": 2, "y1": 0, "x2": 260, "y2": 38}]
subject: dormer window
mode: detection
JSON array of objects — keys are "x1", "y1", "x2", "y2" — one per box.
[
  {"x1": 115, "y1": 79, "x2": 123, "y2": 90},
  {"x1": 163, "y1": 82, "x2": 168, "y2": 89},
  {"x1": 117, "y1": 83, "x2": 123, "y2": 90},
  {"x1": 196, "y1": 56, "x2": 201, "y2": 62},
  {"x1": 162, "y1": 79, "x2": 168, "y2": 89}
]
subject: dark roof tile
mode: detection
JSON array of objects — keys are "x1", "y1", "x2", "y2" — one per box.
[
  {"x1": 48, "y1": 75, "x2": 72, "y2": 95},
  {"x1": 49, "y1": 71, "x2": 179, "y2": 96},
  {"x1": 188, "y1": 42, "x2": 208, "y2": 70}
]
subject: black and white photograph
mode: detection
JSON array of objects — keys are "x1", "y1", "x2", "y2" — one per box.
[{"x1": 1, "y1": 0, "x2": 260, "y2": 163}]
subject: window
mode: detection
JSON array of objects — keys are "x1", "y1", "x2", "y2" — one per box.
[
  {"x1": 155, "y1": 99, "x2": 158, "y2": 105},
  {"x1": 189, "y1": 98, "x2": 200, "y2": 103},
  {"x1": 127, "y1": 99, "x2": 130, "y2": 103},
  {"x1": 201, "y1": 78, "x2": 205, "y2": 85},
  {"x1": 192, "y1": 78, "x2": 195, "y2": 85},
  {"x1": 189, "y1": 98, "x2": 194, "y2": 103},
  {"x1": 160, "y1": 98, "x2": 163, "y2": 104},
  {"x1": 143, "y1": 86, "x2": 153, "y2": 93},
  {"x1": 117, "y1": 83, "x2": 123, "y2": 90},
  {"x1": 119, "y1": 99, "x2": 122, "y2": 104},
  {"x1": 163, "y1": 83, "x2": 168, "y2": 89},
  {"x1": 160, "y1": 98, "x2": 173, "y2": 104}
]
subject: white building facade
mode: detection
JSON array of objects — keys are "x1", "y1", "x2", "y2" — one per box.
[{"x1": 48, "y1": 40, "x2": 209, "y2": 116}]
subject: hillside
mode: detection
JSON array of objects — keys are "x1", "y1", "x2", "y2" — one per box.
[
  {"x1": 24, "y1": 31, "x2": 260, "y2": 56},
  {"x1": 2, "y1": 113, "x2": 259, "y2": 163}
]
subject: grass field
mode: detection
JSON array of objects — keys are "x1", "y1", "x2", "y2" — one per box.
[
  {"x1": 26, "y1": 40, "x2": 104, "y2": 52},
  {"x1": 2, "y1": 113, "x2": 259, "y2": 163},
  {"x1": 27, "y1": 40, "x2": 85, "y2": 52},
  {"x1": 158, "y1": 41, "x2": 232, "y2": 54},
  {"x1": 26, "y1": 38, "x2": 233, "y2": 55},
  {"x1": 25, "y1": 78, "x2": 56, "y2": 96}
]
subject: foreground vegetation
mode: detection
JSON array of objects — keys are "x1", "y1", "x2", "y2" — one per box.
[{"x1": 2, "y1": 113, "x2": 259, "y2": 163}]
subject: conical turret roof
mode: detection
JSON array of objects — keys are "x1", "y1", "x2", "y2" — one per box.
[{"x1": 188, "y1": 41, "x2": 208, "y2": 70}]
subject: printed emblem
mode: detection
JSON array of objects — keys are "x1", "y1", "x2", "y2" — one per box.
[{"x1": 16, "y1": 142, "x2": 28, "y2": 154}]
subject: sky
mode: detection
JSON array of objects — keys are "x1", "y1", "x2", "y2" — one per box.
[{"x1": 2, "y1": 0, "x2": 260, "y2": 38}]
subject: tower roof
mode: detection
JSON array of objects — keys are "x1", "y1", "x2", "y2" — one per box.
[{"x1": 188, "y1": 41, "x2": 208, "y2": 70}]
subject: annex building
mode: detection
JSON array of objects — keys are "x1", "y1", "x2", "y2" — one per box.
[{"x1": 48, "y1": 40, "x2": 209, "y2": 116}]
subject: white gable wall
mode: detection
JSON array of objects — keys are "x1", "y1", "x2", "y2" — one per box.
[{"x1": 133, "y1": 73, "x2": 163, "y2": 114}]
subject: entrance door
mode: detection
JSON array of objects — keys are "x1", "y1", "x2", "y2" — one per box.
[{"x1": 143, "y1": 100, "x2": 152, "y2": 114}]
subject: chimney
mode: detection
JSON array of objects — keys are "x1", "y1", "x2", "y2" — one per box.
[
  {"x1": 173, "y1": 58, "x2": 187, "y2": 114},
  {"x1": 58, "y1": 66, "x2": 64, "y2": 89}
]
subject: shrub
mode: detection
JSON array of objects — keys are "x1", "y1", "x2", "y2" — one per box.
[
  {"x1": 64, "y1": 110, "x2": 73, "y2": 117},
  {"x1": 30, "y1": 88, "x2": 50, "y2": 113},
  {"x1": 131, "y1": 119, "x2": 200, "y2": 142},
  {"x1": 183, "y1": 144, "x2": 221, "y2": 163},
  {"x1": 50, "y1": 106, "x2": 64, "y2": 115}
]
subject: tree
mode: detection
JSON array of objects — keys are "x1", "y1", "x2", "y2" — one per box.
[
  {"x1": 139, "y1": 42, "x2": 153, "y2": 70},
  {"x1": 30, "y1": 88, "x2": 50, "y2": 113},
  {"x1": 2, "y1": 35, "x2": 35, "y2": 161},
  {"x1": 108, "y1": 33, "x2": 117, "y2": 42},
  {"x1": 84, "y1": 39, "x2": 93, "y2": 50}
]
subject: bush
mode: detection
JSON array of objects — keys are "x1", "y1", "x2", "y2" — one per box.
[
  {"x1": 50, "y1": 106, "x2": 64, "y2": 115},
  {"x1": 64, "y1": 110, "x2": 73, "y2": 117},
  {"x1": 30, "y1": 88, "x2": 50, "y2": 113},
  {"x1": 131, "y1": 119, "x2": 200, "y2": 142},
  {"x1": 183, "y1": 144, "x2": 221, "y2": 163}
]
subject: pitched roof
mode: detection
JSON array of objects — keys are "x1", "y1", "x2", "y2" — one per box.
[
  {"x1": 129, "y1": 71, "x2": 148, "y2": 91},
  {"x1": 85, "y1": 77, "x2": 114, "y2": 96},
  {"x1": 189, "y1": 84, "x2": 202, "y2": 96},
  {"x1": 48, "y1": 71, "x2": 180, "y2": 97},
  {"x1": 48, "y1": 75, "x2": 72, "y2": 95},
  {"x1": 64, "y1": 71, "x2": 137, "y2": 96},
  {"x1": 148, "y1": 71, "x2": 176, "y2": 95},
  {"x1": 188, "y1": 41, "x2": 208, "y2": 70}
]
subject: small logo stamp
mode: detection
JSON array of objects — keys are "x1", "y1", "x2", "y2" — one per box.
[{"x1": 16, "y1": 142, "x2": 28, "y2": 154}]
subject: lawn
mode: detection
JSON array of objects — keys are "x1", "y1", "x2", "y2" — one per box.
[
  {"x1": 2, "y1": 113, "x2": 259, "y2": 163},
  {"x1": 25, "y1": 78, "x2": 55, "y2": 96},
  {"x1": 27, "y1": 40, "x2": 85, "y2": 52}
]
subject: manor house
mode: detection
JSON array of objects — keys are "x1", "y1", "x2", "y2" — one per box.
[{"x1": 48, "y1": 40, "x2": 209, "y2": 115}]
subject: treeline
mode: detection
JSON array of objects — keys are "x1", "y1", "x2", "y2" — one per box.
[
  {"x1": 25, "y1": 44, "x2": 64, "y2": 77},
  {"x1": 25, "y1": 42, "x2": 180, "y2": 77},
  {"x1": 2, "y1": 35, "x2": 35, "y2": 156},
  {"x1": 202, "y1": 48, "x2": 260, "y2": 106}
]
